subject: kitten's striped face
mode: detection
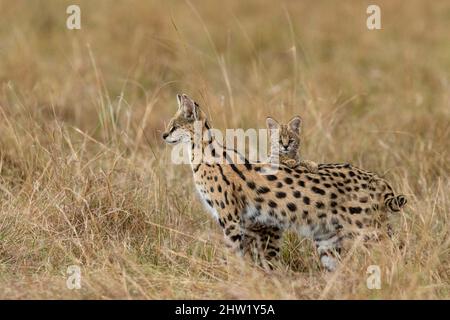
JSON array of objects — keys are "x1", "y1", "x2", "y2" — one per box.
[
  {"x1": 267, "y1": 116, "x2": 302, "y2": 159},
  {"x1": 278, "y1": 124, "x2": 300, "y2": 157}
]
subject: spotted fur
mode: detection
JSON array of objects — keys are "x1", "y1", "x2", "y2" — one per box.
[{"x1": 162, "y1": 94, "x2": 407, "y2": 271}]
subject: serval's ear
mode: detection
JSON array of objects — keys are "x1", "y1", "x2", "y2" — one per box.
[
  {"x1": 288, "y1": 116, "x2": 302, "y2": 134},
  {"x1": 266, "y1": 117, "x2": 279, "y2": 131},
  {"x1": 177, "y1": 93, "x2": 199, "y2": 120}
]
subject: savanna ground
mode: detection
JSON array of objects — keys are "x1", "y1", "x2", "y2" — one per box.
[{"x1": 0, "y1": 0, "x2": 449, "y2": 299}]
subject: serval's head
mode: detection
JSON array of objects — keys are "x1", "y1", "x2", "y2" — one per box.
[
  {"x1": 266, "y1": 116, "x2": 302, "y2": 159},
  {"x1": 162, "y1": 94, "x2": 208, "y2": 145}
]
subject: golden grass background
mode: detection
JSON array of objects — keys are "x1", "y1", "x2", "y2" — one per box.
[{"x1": 0, "y1": 0, "x2": 448, "y2": 299}]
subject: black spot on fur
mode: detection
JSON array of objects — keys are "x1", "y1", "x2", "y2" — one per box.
[
  {"x1": 315, "y1": 201, "x2": 325, "y2": 209},
  {"x1": 283, "y1": 167, "x2": 292, "y2": 174},
  {"x1": 230, "y1": 234, "x2": 241, "y2": 242},
  {"x1": 257, "y1": 186, "x2": 270, "y2": 194},
  {"x1": 287, "y1": 202, "x2": 297, "y2": 212},
  {"x1": 311, "y1": 186, "x2": 326, "y2": 195},
  {"x1": 359, "y1": 196, "x2": 368, "y2": 203},
  {"x1": 275, "y1": 191, "x2": 287, "y2": 199},
  {"x1": 349, "y1": 207, "x2": 362, "y2": 214},
  {"x1": 268, "y1": 200, "x2": 278, "y2": 208}
]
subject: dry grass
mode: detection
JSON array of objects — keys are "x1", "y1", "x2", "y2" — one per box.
[{"x1": 0, "y1": 0, "x2": 449, "y2": 299}]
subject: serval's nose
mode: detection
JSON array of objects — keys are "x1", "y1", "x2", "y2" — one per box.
[{"x1": 162, "y1": 132, "x2": 169, "y2": 140}]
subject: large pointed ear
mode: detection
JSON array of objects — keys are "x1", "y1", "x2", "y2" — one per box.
[
  {"x1": 266, "y1": 117, "x2": 279, "y2": 130},
  {"x1": 288, "y1": 116, "x2": 302, "y2": 133},
  {"x1": 177, "y1": 93, "x2": 199, "y2": 120}
]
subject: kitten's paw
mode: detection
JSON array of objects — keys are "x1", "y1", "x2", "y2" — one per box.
[
  {"x1": 301, "y1": 160, "x2": 319, "y2": 173},
  {"x1": 284, "y1": 159, "x2": 298, "y2": 168},
  {"x1": 307, "y1": 163, "x2": 319, "y2": 173}
]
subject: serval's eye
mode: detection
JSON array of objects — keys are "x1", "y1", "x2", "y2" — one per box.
[
  {"x1": 169, "y1": 125, "x2": 178, "y2": 133},
  {"x1": 289, "y1": 138, "x2": 295, "y2": 144}
]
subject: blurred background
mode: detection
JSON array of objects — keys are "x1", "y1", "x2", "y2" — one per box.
[{"x1": 0, "y1": 0, "x2": 448, "y2": 299}]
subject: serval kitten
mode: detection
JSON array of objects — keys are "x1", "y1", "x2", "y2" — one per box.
[
  {"x1": 162, "y1": 94, "x2": 407, "y2": 271},
  {"x1": 266, "y1": 116, "x2": 318, "y2": 173}
]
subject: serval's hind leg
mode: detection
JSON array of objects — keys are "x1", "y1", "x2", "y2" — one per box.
[
  {"x1": 314, "y1": 232, "x2": 343, "y2": 272},
  {"x1": 242, "y1": 222, "x2": 283, "y2": 270}
]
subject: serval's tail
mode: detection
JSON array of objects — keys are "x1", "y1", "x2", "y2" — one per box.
[
  {"x1": 384, "y1": 194, "x2": 407, "y2": 213},
  {"x1": 369, "y1": 176, "x2": 407, "y2": 213}
]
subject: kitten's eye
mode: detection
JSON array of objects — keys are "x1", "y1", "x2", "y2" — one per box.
[{"x1": 289, "y1": 139, "x2": 294, "y2": 143}]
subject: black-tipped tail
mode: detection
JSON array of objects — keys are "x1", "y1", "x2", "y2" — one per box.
[{"x1": 385, "y1": 195, "x2": 407, "y2": 213}]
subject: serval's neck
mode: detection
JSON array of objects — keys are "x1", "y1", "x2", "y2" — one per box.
[
  {"x1": 189, "y1": 122, "x2": 248, "y2": 176},
  {"x1": 189, "y1": 121, "x2": 215, "y2": 167}
]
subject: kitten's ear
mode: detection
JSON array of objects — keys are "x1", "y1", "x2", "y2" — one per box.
[
  {"x1": 177, "y1": 93, "x2": 199, "y2": 120},
  {"x1": 288, "y1": 116, "x2": 302, "y2": 133},
  {"x1": 266, "y1": 117, "x2": 279, "y2": 130}
]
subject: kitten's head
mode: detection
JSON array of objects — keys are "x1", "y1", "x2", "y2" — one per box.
[{"x1": 266, "y1": 116, "x2": 302, "y2": 158}]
